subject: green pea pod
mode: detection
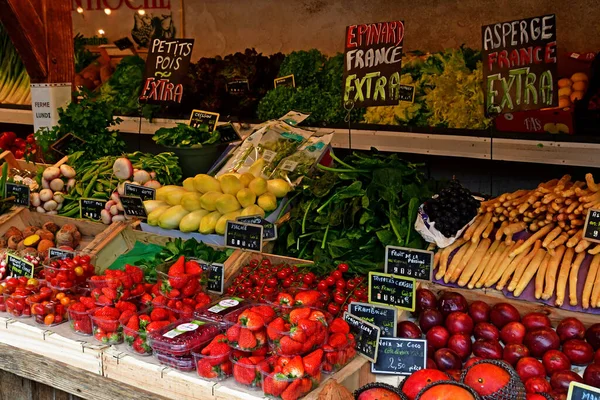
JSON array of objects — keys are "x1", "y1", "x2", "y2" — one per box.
[
  {"x1": 81, "y1": 166, "x2": 100, "y2": 182},
  {"x1": 95, "y1": 182, "x2": 104, "y2": 192},
  {"x1": 75, "y1": 182, "x2": 84, "y2": 196},
  {"x1": 60, "y1": 207, "x2": 80, "y2": 218},
  {"x1": 83, "y1": 177, "x2": 97, "y2": 198}
]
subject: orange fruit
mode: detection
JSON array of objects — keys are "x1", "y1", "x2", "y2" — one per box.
[
  {"x1": 418, "y1": 384, "x2": 475, "y2": 400},
  {"x1": 463, "y1": 363, "x2": 510, "y2": 396},
  {"x1": 402, "y1": 369, "x2": 449, "y2": 400}
]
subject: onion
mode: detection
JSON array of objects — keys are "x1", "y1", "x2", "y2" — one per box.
[
  {"x1": 50, "y1": 178, "x2": 64, "y2": 192},
  {"x1": 56, "y1": 203, "x2": 63, "y2": 211},
  {"x1": 100, "y1": 209, "x2": 112, "y2": 225},
  {"x1": 111, "y1": 192, "x2": 120, "y2": 202},
  {"x1": 42, "y1": 167, "x2": 61, "y2": 181},
  {"x1": 113, "y1": 158, "x2": 133, "y2": 180},
  {"x1": 53, "y1": 192, "x2": 64, "y2": 203},
  {"x1": 117, "y1": 182, "x2": 127, "y2": 196},
  {"x1": 30, "y1": 193, "x2": 41, "y2": 207},
  {"x1": 144, "y1": 180, "x2": 162, "y2": 189},
  {"x1": 39, "y1": 189, "x2": 53, "y2": 202},
  {"x1": 42, "y1": 179, "x2": 50, "y2": 189},
  {"x1": 112, "y1": 215, "x2": 126, "y2": 222},
  {"x1": 43, "y1": 200, "x2": 58, "y2": 211},
  {"x1": 67, "y1": 178, "x2": 76, "y2": 190},
  {"x1": 133, "y1": 170, "x2": 151, "y2": 184},
  {"x1": 59, "y1": 164, "x2": 76, "y2": 178},
  {"x1": 109, "y1": 205, "x2": 119, "y2": 216},
  {"x1": 105, "y1": 200, "x2": 116, "y2": 210},
  {"x1": 116, "y1": 201, "x2": 124, "y2": 212},
  {"x1": 36, "y1": 206, "x2": 46, "y2": 213}
]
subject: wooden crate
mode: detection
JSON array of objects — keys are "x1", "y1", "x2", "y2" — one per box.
[{"x1": 0, "y1": 149, "x2": 66, "y2": 175}]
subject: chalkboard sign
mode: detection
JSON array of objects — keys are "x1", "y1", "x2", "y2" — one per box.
[
  {"x1": 120, "y1": 196, "x2": 147, "y2": 219},
  {"x1": 343, "y1": 21, "x2": 405, "y2": 108},
  {"x1": 398, "y1": 84, "x2": 415, "y2": 103},
  {"x1": 5, "y1": 183, "x2": 30, "y2": 206},
  {"x1": 48, "y1": 247, "x2": 75, "y2": 260},
  {"x1": 124, "y1": 183, "x2": 156, "y2": 201},
  {"x1": 343, "y1": 312, "x2": 380, "y2": 362},
  {"x1": 114, "y1": 37, "x2": 134, "y2": 50},
  {"x1": 385, "y1": 246, "x2": 433, "y2": 280},
  {"x1": 139, "y1": 38, "x2": 194, "y2": 104},
  {"x1": 567, "y1": 381, "x2": 600, "y2": 400},
  {"x1": 482, "y1": 14, "x2": 557, "y2": 114},
  {"x1": 368, "y1": 272, "x2": 416, "y2": 311},
  {"x1": 371, "y1": 337, "x2": 428, "y2": 375},
  {"x1": 189, "y1": 109, "x2": 219, "y2": 133},
  {"x1": 236, "y1": 215, "x2": 277, "y2": 241},
  {"x1": 7, "y1": 254, "x2": 34, "y2": 278},
  {"x1": 227, "y1": 79, "x2": 249, "y2": 95},
  {"x1": 274, "y1": 74, "x2": 295, "y2": 88},
  {"x1": 197, "y1": 261, "x2": 225, "y2": 294},
  {"x1": 51, "y1": 133, "x2": 86, "y2": 156},
  {"x1": 216, "y1": 123, "x2": 242, "y2": 143},
  {"x1": 584, "y1": 209, "x2": 600, "y2": 244},
  {"x1": 80, "y1": 198, "x2": 107, "y2": 221},
  {"x1": 225, "y1": 221, "x2": 263, "y2": 252},
  {"x1": 348, "y1": 302, "x2": 397, "y2": 337}
]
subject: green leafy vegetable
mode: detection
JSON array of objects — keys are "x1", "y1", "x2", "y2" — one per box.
[{"x1": 153, "y1": 123, "x2": 221, "y2": 148}]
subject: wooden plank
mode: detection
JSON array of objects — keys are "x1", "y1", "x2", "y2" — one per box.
[
  {"x1": 0, "y1": 369, "x2": 33, "y2": 400},
  {"x1": 43, "y1": 0, "x2": 74, "y2": 83}
]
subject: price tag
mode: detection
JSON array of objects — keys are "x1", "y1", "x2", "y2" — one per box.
[
  {"x1": 274, "y1": 74, "x2": 295, "y2": 88},
  {"x1": 124, "y1": 183, "x2": 156, "y2": 201},
  {"x1": 198, "y1": 261, "x2": 225, "y2": 294},
  {"x1": 216, "y1": 123, "x2": 242, "y2": 143},
  {"x1": 80, "y1": 198, "x2": 107, "y2": 221},
  {"x1": 225, "y1": 221, "x2": 263, "y2": 252},
  {"x1": 48, "y1": 247, "x2": 75, "y2": 260},
  {"x1": 120, "y1": 196, "x2": 147, "y2": 219},
  {"x1": 368, "y1": 271, "x2": 416, "y2": 311},
  {"x1": 348, "y1": 302, "x2": 397, "y2": 337},
  {"x1": 343, "y1": 312, "x2": 380, "y2": 362},
  {"x1": 189, "y1": 109, "x2": 219, "y2": 133},
  {"x1": 227, "y1": 79, "x2": 250, "y2": 95},
  {"x1": 371, "y1": 337, "x2": 427, "y2": 375},
  {"x1": 398, "y1": 84, "x2": 415, "y2": 103},
  {"x1": 567, "y1": 381, "x2": 600, "y2": 400},
  {"x1": 584, "y1": 209, "x2": 600, "y2": 244},
  {"x1": 7, "y1": 254, "x2": 34, "y2": 278},
  {"x1": 50, "y1": 133, "x2": 86, "y2": 156},
  {"x1": 385, "y1": 246, "x2": 433, "y2": 281},
  {"x1": 236, "y1": 215, "x2": 277, "y2": 241},
  {"x1": 5, "y1": 183, "x2": 30, "y2": 206}
]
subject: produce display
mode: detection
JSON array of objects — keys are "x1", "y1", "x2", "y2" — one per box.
[{"x1": 0, "y1": 132, "x2": 38, "y2": 161}]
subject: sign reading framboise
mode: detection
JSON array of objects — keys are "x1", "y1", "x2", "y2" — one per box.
[
  {"x1": 343, "y1": 21, "x2": 405, "y2": 108},
  {"x1": 482, "y1": 14, "x2": 557, "y2": 114}
]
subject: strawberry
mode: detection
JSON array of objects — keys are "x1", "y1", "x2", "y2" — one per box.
[
  {"x1": 238, "y1": 310, "x2": 264, "y2": 332},
  {"x1": 101, "y1": 287, "x2": 118, "y2": 301},
  {"x1": 132, "y1": 336, "x2": 151, "y2": 354},
  {"x1": 209, "y1": 342, "x2": 230, "y2": 357},
  {"x1": 248, "y1": 355, "x2": 265, "y2": 365},
  {"x1": 139, "y1": 314, "x2": 151, "y2": 328},
  {"x1": 282, "y1": 355, "x2": 304, "y2": 378},
  {"x1": 97, "y1": 295, "x2": 111, "y2": 305},
  {"x1": 146, "y1": 320, "x2": 170, "y2": 333},
  {"x1": 69, "y1": 302, "x2": 86, "y2": 313},
  {"x1": 301, "y1": 336, "x2": 317, "y2": 353},
  {"x1": 126, "y1": 314, "x2": 140, "y2": 331},
  {"x1": 294, "y1": 290, "x2": 321, "y2": 307},
  {"x1": 150, "y1": 308, "x2": 169, "y2": 322},
  {"x1": 184, "y1": 260, "x2": 202, "y2": 275},
  {"x1": 201, "y1": 334, "x2": 228, "y2": 355},
  {"x1": 238, "y1": 328, "x2": 257, "y2": 350},
  {"x1": 115, "y1": 301, "x2": 136, "y2": 313},
  {"x1": 181, "y1": 279, "x2": 200, "y2": 297},
  {"x1": 280, "y1": 379, "x2": 303, "y2": 400},
  {"x1": 167, "y1": 256, "x2": 185, "y2": 276},
  {"x1": 264, "y1": 373, "x2": 290, "y2": 396},
  {"x1": 250, "y1": 305, "x2": 276, "y2": 323},
  {"x1": 119, "y1": 310, "x2": 136, "y2": 326},
  {"x1": 226, "y1": 324, "x2": 241, "y2": 343},
  {"x1": 252, "y1": 346, "x2": 269, "y2": 357},
  {"x1": 279, "y1": 336, "x2": 303, "y2": 356},
  {"x1": 308, "y1": 310, "x2": 327, "y2": 325},
  {"x1": 95, "y1": 306, "x2": 120, "y2": 320},
  {"x1": 140, "y1": 293, "x2": 153, "y2": 306},
  {"x1": 267, "y1": 317, "x2": 285, "y2": 340},
  {"x1": 329, "y1": 318, "x2": 350, "y2": 334},
  {"x1": 125, "y1": 265, "x2": 144, "y2": 284},
  {"x1": 276, "y1": 293, "x2": 293, "y2": 306},
  {"x1": 254, "y1": 330, "x2": 266, "y2": 347},
  {"x1": 289, "y1": 326, "x2": 306, "y2": 343},
  {"x1": 152, "y1": 295, "x2": 167, "y2": 307},
  {"x1": 80, "y1": 297, "x2": 96, "y2": 310},
  {"x1": 289, "y1": 308, "x2": 311, "y2": 325},
  {"x1": 302, "y1": 349, "x2": 323, "y2": 377},
  {"x1": 197, "y1": 358, "x2": 218, "y2": 378},
  {"x1": 328, "y1": 333, "x2": 347, "y2": 350},
  {"x1": 233, "y1": 357, "x2": 257, "y2": 385},
  {"x1": 297, "y1": 319, "x2": 318, "y2": 336}
]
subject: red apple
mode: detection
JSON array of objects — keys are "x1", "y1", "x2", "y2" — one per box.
[
  {"x1": 595, "y1": 348, "x2": 600, "y2": 365},
  {"x1": 472, "y1": 339, "x2": 503, "y2": 360},
  {"x1": 584, "y1": 363, "x2": 600, "y2": 388},
  {"x1": 469, "y1": 301, "x2": 491, "y2": 323},
  {"x1": 474, "y1": 322, "x2": 500, "y2": 341},
  {"x1": 398, "y1": 321, "x2": 423, "y2": 339},
  {"x1": 426, "y1": 326, "x2": 450, "y2": 350},
  {"x1": 426, "y1": 358, "x2": 438, "y2": 369},
  {"x1": 464, "y1": 357, "x2": 484, "y2": 369},
  {"x1": 445, "y1": 312, "x2": 474, "y2": 335},
  {"x1": 586, "y1": 324, "x2": 600, "y2": 351},
  {"x1": 524, "y1": 376, "x2": 552, "y2": 394},
  {"x1": 562, "y1": 339, "x2": 594, "y2": 365},
  {"x1": 490, "y1": 302, "x2": 521, "y2": 329},
  {"x1": 439, "y1": 291, "x2": 468, "y2": 317},
  {"x1": 542, "y1": 350, "x2": 571, "y2": 376},
  {"x1": 434, "y1": 348, "x2": 462, "y2": 371},
  {"x1": 524, "y1": 327, "x2": 560, "y2": 357},
  {"x1": 419, "y1": 309, "x2": 444, "y2": 333},
  {"x1": 517, "y1": 357, "x2": 547, "y2": 382},
  {"x1": 522, "y1": 312, "x2": 552, "y2": 331},
  {"x1": 401, "y1": 368, "x2": 449, "y2": 400},
  {"x1": 503, "y1": 343, "x2": 530, "y2": 367},
  {"x1": 448, "y1": 333, "x2": 472, "y2": 361},
  {"x1": 550, "y1": 370, "x2": 583, "y2": 394},
  {"x1": 416, "y1": 288, "x2": 438, "y2": 313},
  {"x1": 556, "y1": 317, "x2": 585, "y2": 343},
  {"x1": 500, "y1": 321, "x2": 526, "y2": 344}
]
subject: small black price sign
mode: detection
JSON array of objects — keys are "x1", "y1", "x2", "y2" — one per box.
[
  {"x1": 584, "y1": 209, "x2": 600, "y2": 244},
  {"x1": 80, "y1": 199, "x2": 107, "y2": 221},
  {"x1": 7, "y1": 254, "x2": 34, "y2": 278},
  {"x1": 348, "y1": 302, "x2": 397, "y2": 337},
  {"x1": 216, "y1": 123, "x2": 242, "y2": 143},
  {"x1": 189, "y1": 109, "x2": 220, "y2": 133},
  {"x1": 114, "y1": 37, "x2": 134, "y2": 50},
  {"x1": 225, "y1": 221, "x2": 263, "y2": 252},
  {"x1": 124, "y1": 183, "x2": 156, "y2": 201},
  {"x1": 385, "y1": 245, "x2": 433, "y2": 281},
  {"x1": 368, "y1": 272, "x2": 416, "y2": 311},
  {"x1": 274, "y1": 74, "x2": 295, "y2": 88},
  {"x1": 567, "y1": 381, "x2": 600, "y2": 400},
  {"x1": 371, "y1": 337, "x2": 428, "y2": 375},
  {"x1": 398, "y1": 84, "x2": 415, "y2": 103},
  {"x1": 5, "y1": 183, "x2": 30, "y2": 206},
  {"x1": 48, "y1": 247, "x2": 75, "y2": 260},
  {"x1": 343, "y1": 312, "x2": 380, "y2": 362},
  {"x1": 50, "y1": 133, "x2": 86, "y2": 156},
  {"x1": 227, "y1": 79, "x2": 250, "y2": 95},
  {"x1": 120, "y1": 196, "x2": 147, "y2": 219},
  {"x1": 237, "y1": 215, "x2": 277, "y2": 241},
  {"x1": 197, "y1": 260, "x2": 225, "y2": 294}
]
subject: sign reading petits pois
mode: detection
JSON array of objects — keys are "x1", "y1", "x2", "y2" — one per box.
[
  {"x1": 139, "y1": 38, "x2": 194, "y2": 104},
  {"x1": 482, "y1": 14, "x2": 557, "y2": 114},
  {"x1": 343, "y1": 21, "x2": 405, "y2": 108}
]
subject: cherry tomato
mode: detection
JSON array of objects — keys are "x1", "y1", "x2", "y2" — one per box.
[
  {"x1": 327, "y1": 303, "x2": 340, "y2": 315},
  {"x1": 337, "y1": 263, "x2": 349, "y2": 273},
  {"x1": 267, "y1": 278, "x2": 278, "y2": 287},
  {"x1": 74, "y1": 267, "x2": 84, "y2": 277},
  {"x1": 282, "y1": 279, "x2": 292, "y2": 288},
  {"x1": 261, "y1": 259, "x2": 272, "y2": 267},
  {"x1": 331, "y1": 271, "x2": 342, "y2": 280},
  {"x1": 333, "y1": 293, "x2": 345, "y2": 305},
  {"x1": 325, "y1": 276, "x2": 336, "y2": 286},
  {"x1": 336, "y1": 280, "x2": 346, "y2": 290},
  {"x1": 317, "y1": 281, "x2": 328, "y2": 292},
  {"x1": 60, "y1": 297, "x2": 70, "y2": 306},
  {"x1": 347, "y1": 279, "x2": 357, "y2": 290},
  {"x1": 355, "y1": 289, "x2": 365, "y2": 299},
  {"x1": 263, "y1": 287, "x2": 275, "y2": 295},
  {"x1": 44, "y1": 314, "x2": 55, "y2": 325}
]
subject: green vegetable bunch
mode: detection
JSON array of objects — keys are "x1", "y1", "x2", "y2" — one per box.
[
  {"x1": 275, "y1": 150, "x2": 437, "y2": 275},
  {"x1": 153, "y1": 124, "x2": 221, "y2": 148}
]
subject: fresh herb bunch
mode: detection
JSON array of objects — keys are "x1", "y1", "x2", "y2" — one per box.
[
  {"x1": 275, "y1": 150, "x2": 437, "y2": 275},
  {"x1": 74, "y1": 33, "x2": 96, "y2": 73},
  {"x1": 137, "y1": 238, "x2": 233, "y2": 283},
  {"x1": 152, "y1": 123, "x2": 220, "y2": 148}
]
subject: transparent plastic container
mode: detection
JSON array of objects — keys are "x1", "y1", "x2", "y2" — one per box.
[
  {"x1": 194, "y1": 296, "x2": 249, "y2": 326},
  {"x1": 231, "y1": 354, "x2": 263, "y2": 389},
  {"x1": 192, "y1": 340, "x2": 232, "y2": 381},
  {"x1": 261, "y1": 368, "x2": 322, "y2": 399},
  {"x1": 156, "y1": 270, "x2": 204, "y2": 300},
  {"x1": 4, "y1": 293, "x2": 31, "y2": 318},
  {"x1": 43, "y1": 264, "x2": 78, "y2": 291},
  {"x1": 268, "y1": 307, "x2": 331, "y2": 356},
  {"x1": 223, "y1": 304, "x2": 278, "y2": 352},
  {"x1": 87, "y1": 267, "x2": 144, "y2": 305},
  {"x1": 121, "y1": 307, "x2": 153, "y2": 356},
  {"x1": 154, "y1": 351, "x2": 196, "y2": 372},
  {"x1": 28, "y1": 299, "x2": 67, "y2": 327},
  {"x1": 146, "y1": 319, "x2": 220, "y2": 357},
  {"x1": 266, "y1": 288, "x2": 326, "y2": 310},
  {"x1": 90, "y1": 309, "x2": 123, "y2": 344},
  {"x1": 67, "y1": 307, "x2": 93, "y2": 336},
  {"x1": 322, "y1": 337, "x2": 357, "y2": 374}
]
